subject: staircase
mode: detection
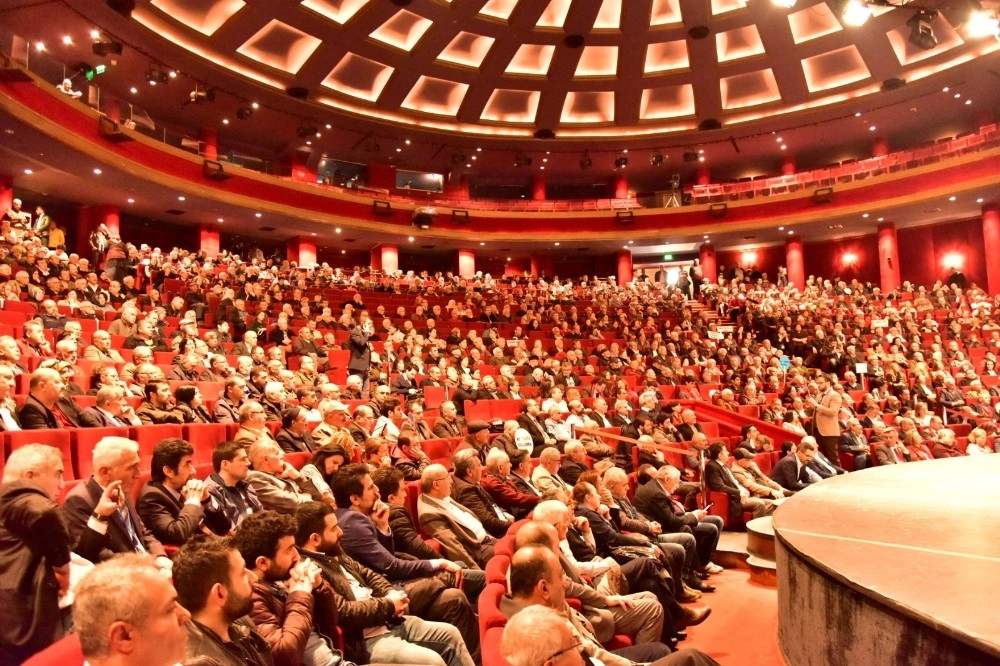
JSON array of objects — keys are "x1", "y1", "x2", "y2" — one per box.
[{"x1": 745, "y1": 517, "x2": 777, "y2": 586}]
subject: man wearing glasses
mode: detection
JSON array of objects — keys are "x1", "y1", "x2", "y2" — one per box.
[{"x1": 417, "y1": 464, "x2": 496, "y2": 569}]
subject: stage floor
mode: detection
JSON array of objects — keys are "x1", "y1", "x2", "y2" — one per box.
[{"x1": 772, "y1": 455, "x2": 1000, "y2": 664}]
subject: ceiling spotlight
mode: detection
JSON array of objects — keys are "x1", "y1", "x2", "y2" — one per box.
[
  {"x1": 839, "y1": 0, "x2": 872, "y2": 26},
  {"x1": 513, "y1": 153, "x2": 532, "y2": 167},
  {"x1": 650, "y1": 153, "x2": 664, "y2": 167},
  {"x1": 580, "y1": 151, "x2": 592, "y2": 169},
  {"x1": 62, "y1": 36, "x2": 73, "y2": 46},
  {"x1": 966, "y1": 9, "x2": 1000, "y2": 38},
  {"x1": 186, "y1": 87, "x2": 216, "y2": 105},
  {"x1": 907, "y1": 10, "x2": 939, "y2": 50},
  {"x1": 615, "y1": 156, "x2": 629, "y2": 169},
  {"x1": 145, "y1": 66, "x2": 169, "y2": 85},
  {"x1": 772, "y1": 0, "x2": 796, "y2": 7},
  {"x1": 236, "y1": 106, "x2": 253, "y2": 120}
]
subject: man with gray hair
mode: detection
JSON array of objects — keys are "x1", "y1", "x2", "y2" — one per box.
[
  {"x1": 417, "y1": 463, "x2": 496, "y2": 569},
  {"x1": 0, "y1": 444, "x2": 72, "y2": 663},
  {"x1": 62, "y1": 437, "x2": 172, "y2": 569},
  {"x1": 313, "y1": 399, "x2": 351, "y2": 440},
  {"x1": 451, "y1": 448, "x2": 514, "y2": 538},
  {"x1": 482, "y1": 447, "x2": 540, "y2": 519},
  {"x1": 73, "y1": 554, "x2": 191, "y2": 666},
  {"x1": 246, "y1": 440, "x2": 319, "y2": 513}
]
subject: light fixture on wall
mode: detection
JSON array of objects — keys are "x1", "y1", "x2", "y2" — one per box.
[{"x1": 842, "y1": 252, "x2": 858, "y2": 269}]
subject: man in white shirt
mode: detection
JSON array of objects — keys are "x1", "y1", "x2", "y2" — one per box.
[
  {"x1": 417, "y1": 464, "x2": 496, "y2": 569},
  {"x1": 0, "y1": 364, "x2": 20, "y2": 430}
]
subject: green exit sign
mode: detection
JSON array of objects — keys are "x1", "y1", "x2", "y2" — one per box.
[
  {"x1": 663, "y1": 254, "x2": 673, "y2": 261},
  {"x1": 85, "y1": 64, "x2": 107, "y2": 80}
]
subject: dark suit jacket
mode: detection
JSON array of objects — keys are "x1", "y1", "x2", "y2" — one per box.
[
  {"x1": 769, "y1": 454, "x2": 812, "y2": 491},
  {"x1": 275, "y1": 428, "x2": 314, "y2": 454},
  {"x1": 136, "y1": 481, "x2": 229, "y2": 546},
  {"x1": 432, "y1": 417, "x2": 464, "y2": 439},
  {"x1": 335, "y1": 508, "x2": 437, "y2": 582},
  {"x1": 213, "y1": 397, "x2": 241, "y2": 424},
  {"x1": 82, "y1": 406, "x2": 125, "y2": 427},
  {"x1": 58, "y1": 395, "x2": 101, "y2": 428},
  {"x1": 573, "y1": 504, "x2": 647, "y2": 557},
  {"x1": 558, "y1": 459, "x2": 588, "y2": 486},
  {"x1": 388, "y1": 504, "x2": 439, "y2": 561},
  {"x1": 18, "y1": 394, "x2": 58, "y2": 430},
  {"x1": 633, "y1": 479, "x2": 697, "y2": 535},
  {"x1": 481, "y1": 471, "x2": 539, "y2": 519},
  {"x1": 347, "y1": 326, "x2": 372, "y2": 374},
  {"x1": 62, "y1": 477, "x2": 166, "y2": 561},
  {"x1": 451, "y1": 476, "x2": 510, "y2": 538},
  {"x1": 516, "y1": 414, "x2": 549, "y2": 455},
  {"x1": 704, "y1": 460, "x2": 743, "y2": 516},
  {"x1": 677, "y1": 422, "x2": 704, "y2": 442}
]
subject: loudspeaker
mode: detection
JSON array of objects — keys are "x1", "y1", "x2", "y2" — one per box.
[
  {"x1": 97, "y1": 115, "x2": 133, "y2": 143},
  {"x1": 452, "y1": 209, "x2": 470, "y2": 224},
  {"x1": 203, "y1": 159, "x2": 231, "y2": 181},
  {"x1": 708, "y1": 203, "x2": 728, "y2": 219},
  {"x1": 615, "y1": 210, "x2": 634, "y2": 226},
  {"x1": 373, "y1": 200, "x2": 392, "y2": 216},
  {"x1": 812, "y1": 186, "x2": 834, "y2": 204}
]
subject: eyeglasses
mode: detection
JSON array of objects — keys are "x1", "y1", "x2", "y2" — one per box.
[{"x1": 545, "y1": 639, "x2": 584, "y2": 664}]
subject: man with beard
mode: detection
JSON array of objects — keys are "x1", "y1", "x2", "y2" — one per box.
[
  {"x1": 331, "y1": 464, "x2": 480, "y2": 662},
  {"x1": 231, "y1": 511, "x2": 342, "y2": 666},
  {"x1": 173, "y1": 536, "x2": 272, "y2": 666},
  {"x1": 294, "y1": 501, "x2": 476, "y2": 666}
]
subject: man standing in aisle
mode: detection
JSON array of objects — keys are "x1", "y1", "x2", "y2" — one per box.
[{"x1": 809, "y1": 373, "x2": 843, "y2": 465}]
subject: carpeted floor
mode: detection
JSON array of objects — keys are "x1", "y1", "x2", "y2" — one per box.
[{"x1": 679, "y1": 567, "x2": 784, "y2": 665}]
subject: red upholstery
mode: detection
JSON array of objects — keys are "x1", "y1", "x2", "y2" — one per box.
[
  {"x1": 72, "y1": 427, "x2": 131, "y2": 479},
  {"x1": 481, "y1": 626, "x2": 510, "y2": 666},
  {"x1": 22, "y1": 633, "x2": 84, "y2": 666},
  {"x1": 478, "y1": 582, "x2": 508, "y2": 636},
  {"x1": 8, "y1": 429, "x2": 74, "y2": 479},
  {"x1": 130, "y1": 424, "x2": 185, "y2": 472},
  {"x1": 485, "y1": 553, "x2": 509, "y2": 586},
  {"x1": 183, "y1": 423, "x2": 229, "y2": 465}
]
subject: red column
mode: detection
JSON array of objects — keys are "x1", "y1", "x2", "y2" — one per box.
[
  {"x1": 616, "y1": 250, "x2": 633, "y2": 284},
  {"x1": 199, "y1": 128, "x2": 218, "y2": 161},
  {"x1": 199, "y1": 225, "x2": 220, "y2": 258},
  {"x1": 76, "y1": 205, "x2": 95, "y2": 258},
  {"x1": 872, "y1": 137, "x2": 889, "y2": 158},
  {"x1": 781, "y1": 156, "x2": 796, "y2": 176},
  {"x1": 381, "y1": 244, "x2": 399, "y2": 274},
  {"x1": 610, "y1": 174, "x2": 628, "y2": 199},
  {"x1": 0, "y1": 175, "x2": 12, "y2": 216},
  {"x1": 95, "y1": 205, "x2": 120, "y2": 237},
  {"x1": 457, "y1": 249, "x2": 475, "y2": 278},
  {"x1": 785, "y1": 235, "x2": 804, "y2": 289},
  {"x1": 369, "y1": 247, "x2": 382, "y2": 272},
  {"x1": 530, "y1": 253, "x2": 552, "y2": 278},
  {"x1": 877, "y1": 221, "x2": 901, "y2": 293},
  {"x1": 982, "y1": 205, "x2": 1000, "y2": 294},
  {"x1": 287, "y1": 236, "x2": 317, "y2": 266},
  {"x1": 695, "y1": 167, "x2": 711, "y2": 186},
  {"x1": 531, "y1": 174, "x2": 546, "y2": 201},
  {"x1": 699, "y1": 243, "x2": 716, "y2": 285}
]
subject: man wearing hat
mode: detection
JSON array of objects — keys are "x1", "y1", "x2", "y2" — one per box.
[
  {"x1": 312, "y1": 399, "x2": 351, "y2": 440},
  {"x1": 455, "y1": 420, "x2": 492, "y2": 465},
  {"x1": 729, "y1": 448, "x2": 794, "y2": 500},
  {"x1": 4, "y1": 198, "x2": 30, "y2": 227}
]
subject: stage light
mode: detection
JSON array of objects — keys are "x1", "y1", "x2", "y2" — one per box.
[
  {"x1": 297, "y1": 121, "x2": 319, "y2": 137},
  {"x1": 145, "y1": 66, "x2": 169, "y2": 85},
  {"x1": 840, "y1": 0, "x2": 872, "y2": 26},
  {"x1": 579, "y1": 151, "x2": 592, "y2": 169},
  {"x1": 513, "y1": 153, "x2": 531, "y2": 167},
  {"x1": 187, "y1": 88, "x2": 216, "y2": 104},
  {"x1": 91, "y1": 39, "x2": 123, "y2": 57},
  {"x1": 907, "y1": 10, "x2": 939, "y2": 50},
  {"x1": 966, "y1": 10, "x2": 1000, "y2": 38},
  {"x1": 650, "y1": 153, "x2": 664, "y2": 167},
  {"x1": 615, "y1": 156, "x2": 628, "y2": 169},
  {"x1": 236, "y1": 106, "x2": 253, "y2": 120}
]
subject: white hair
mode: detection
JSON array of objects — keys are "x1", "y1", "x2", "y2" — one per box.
[
  {"x1": 2, "y1": 444, "x2": 62, "y2": 484},
  {"x1": 92, "y1": 437, "x2": 139, "y2": 471},
  {"x1": 532, "y1": 500, "x2": 570, "y2": 524},
  {"x1": 501, "y1": 605, "x2": 571, "y2": 666}
]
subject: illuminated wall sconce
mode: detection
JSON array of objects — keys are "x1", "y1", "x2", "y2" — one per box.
[
  {"x1": 741, "y1": 251, "x2": 758, "y2": 266},
  {"x1": 842, "y1": 252, "x2": 858, "y2": 268},
  {"x1": 943, "y1": 252, "x2": 964, "y2": 269}
]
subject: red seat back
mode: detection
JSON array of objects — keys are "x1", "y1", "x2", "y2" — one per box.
[{"x1": 72, "y1": 427, "x2": 131, "y2": 479}]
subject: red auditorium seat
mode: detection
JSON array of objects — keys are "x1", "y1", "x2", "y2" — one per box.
[
  {"x1": 478, "y1": 582, "x2": 509, "y2": 636},
  {"x1": 131, "y1": 424, "x2": 185, "y2": 471},
  {"x1": 72, "y1": 427, "x2": 130, "y2": 479},
  {"x1": 423, "y1": 385, "x2": 446, "y2": 412},
  {"x1": 8, "y1": 429, "x2": 74, "y2": 479},
  {"x1": 183, "y1": 423, "x2": 229, "y2": 464},
  {"x1": 481, "y1": 626, "x2": 510, "y2": 666},
  {"x1": 485, "y1": 553, "x2": 510, "y2": 586}
]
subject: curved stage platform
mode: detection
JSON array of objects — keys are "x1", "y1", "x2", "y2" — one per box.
[{"x1": 772, "y1": 455, "x2": 1000, "y2": 666}]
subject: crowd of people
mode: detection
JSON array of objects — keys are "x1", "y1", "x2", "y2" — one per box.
[{"x1": 0, "y1": 217, "x2": 995, "y2": 666}]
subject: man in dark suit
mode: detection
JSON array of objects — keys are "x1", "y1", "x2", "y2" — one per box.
[
  {"x1": 417, "y1": 464, "x2": 496, "y2": 570},
  {"x1": 516, "y1": 398, "x2": 556, "y2": 456},
  {"x1": 769, "y1": 437, "x2": 822, "y2": 491},
  {"x1": 633, "y1": 465, "x2": 724, "y2": 576},
  {"x1": 703, "y1": 443, "x2": 776, "y2": 521},
  {"x1": 677, "y1": 409, "x2": 705, "y2": 442},
  {"x1": 275, "y1": 407, "x2": 315, "y2": 454},
  {"x1": 61, "y1": 436, "x2": 172, "y2": 570},
  {"x1": 451, "y1": 449, "x2": 513, "y2": 538},
  {"x1": 83, "y1": 386, "x2": 141, "y2": 427},
  {"x1": 475, "y1": 375, "x2": 509, "y2": 400},
  {"x1": 348, "y1": 310, "x2": 374, "y2": 391},
  {"x1": 136, "y1": 438, "x2": 229, "y2": 546},
  {"x1": 839, "y1": 418, "x2": 871, "y2": 470},
  {"x1": 18, "y1": 367, "x2": 62, "y2": 430},
  {"x1": 331, "y1": 464, "x2": 480, "y2": 661}
]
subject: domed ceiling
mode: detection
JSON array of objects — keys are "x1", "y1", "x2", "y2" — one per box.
[{"x1": 131, "y1": 0, "x2": 998, "y2": 138}]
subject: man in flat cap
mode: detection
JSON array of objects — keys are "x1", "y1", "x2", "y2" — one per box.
[{"x1": 455, "y1": 420, "x2": 492, "y2": 465}]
